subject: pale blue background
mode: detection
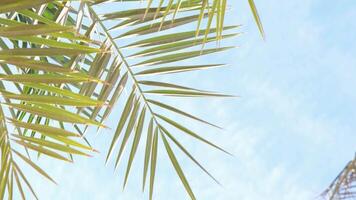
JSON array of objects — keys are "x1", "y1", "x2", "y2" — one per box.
[{"x1": 27, "y1": 0, "x2": 356, "y2": 199}]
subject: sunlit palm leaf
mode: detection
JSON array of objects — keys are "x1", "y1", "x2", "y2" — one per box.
[
  {"x1": 81, "y1": 1, "x2": 236, "y2": 198},
  {"x1": 248, "y1": 0, "x2": 265, "y2": 39},
  {"x1": 0, "y1": 1, "x2": 104, "y2": 199},
  {"x1": 0, "y1": 0, "x2": 264, "y2": 199}
]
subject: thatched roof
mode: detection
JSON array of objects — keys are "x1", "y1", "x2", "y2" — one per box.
[{"x1": 322, "y1": 154, "x2": 356, "y2": 200}]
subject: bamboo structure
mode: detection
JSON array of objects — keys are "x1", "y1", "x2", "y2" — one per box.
[{"x1": 322, "y1": 154, "x2": 356, "y2": 200}]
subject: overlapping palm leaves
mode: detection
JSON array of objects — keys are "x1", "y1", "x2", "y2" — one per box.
[
  {"x1": 0, "y1": 0, "x2": 264, "y2": 200},
  {"x1": 0, "y1": 2, "x2": 105, "y2": 199}
]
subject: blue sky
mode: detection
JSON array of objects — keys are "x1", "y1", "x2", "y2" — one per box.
[{"x1": 26, "y1": 0, "x2": 356, "y2": 199}]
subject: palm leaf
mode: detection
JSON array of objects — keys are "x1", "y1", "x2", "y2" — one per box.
[
  {"x1": 248, "y1": 0, "x2": 265, "y2": 39},
  {"x1": 0, "y1": 0, "x2": 264, "y2": 199},
  {"x1": 0, "y1": 2, "x2": 105, "y2": 199},
  {"x1": 76, "y1": 1, "x2": 237, "y2": 199}
]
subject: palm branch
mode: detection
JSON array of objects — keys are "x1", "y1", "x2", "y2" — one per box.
[
  {"x1": 0, "y1": 2, "x2": 106, "y2": 199},
  {"x1": 0, "y1": 0, "x2": 265, "y2": 199}
]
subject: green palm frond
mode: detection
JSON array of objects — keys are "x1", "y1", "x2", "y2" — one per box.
[
  {"x1": 0, "y1": 1, "x2": 105, "y2": 199},
  {"x1": 72, "y1": 1, "x2": 237, "y2": 199},
  {"x1": 0, "y1": 0, "x2": 265, "y2": 199}
]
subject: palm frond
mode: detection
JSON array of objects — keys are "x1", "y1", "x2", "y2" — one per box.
[
  {"x1": 74, "y1": 0, "x2": 238, "y2": 198},
  {"x1": 0, "y1": 0, "x2": 264, "y2": 199},
  {"x1": 0, "y1": 1, "x2": 105, "y2": 199}
]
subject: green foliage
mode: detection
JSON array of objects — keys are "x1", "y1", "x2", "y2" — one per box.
[{"x1": 0, "y1": 0, "x2": 264, "y2": 199}]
